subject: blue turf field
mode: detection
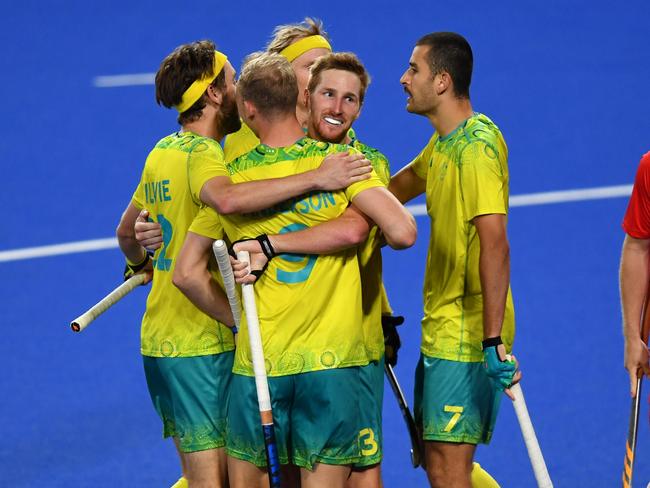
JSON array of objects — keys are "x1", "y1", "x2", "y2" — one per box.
[{"x1": 2, "y1": 1, "x2": 650, "y2": 486}]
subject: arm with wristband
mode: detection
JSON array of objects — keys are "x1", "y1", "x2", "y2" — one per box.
[
  {"x1": 117, "y1": 202, "x2": 153, "y2": 283},
  {"x1": 474, "y1": 213, "x2": 520, "y2": 398},
  {"x1": 172, "y1": 231, "x2": 235, "y2": 329},
  {"x1": 230, "y1": 185, "x2": 416, "y2": 284}
]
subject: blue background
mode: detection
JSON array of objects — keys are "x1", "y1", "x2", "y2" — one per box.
[{"x1": 2, "y1": 1, "x2": 650, "y2": 486}]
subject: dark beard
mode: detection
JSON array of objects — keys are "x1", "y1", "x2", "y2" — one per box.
[{"x1": 220, "y1": 96, "x2": 241, "y2": 135}]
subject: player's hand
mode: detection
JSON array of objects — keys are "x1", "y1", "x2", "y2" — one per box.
[
  {"x1": 123, "y1": 252, "x2": 153, "y2": 283},
  {"x1": 134, "y1": 210, "x2": 163, "y2": 250},
  {"x1": 230, "y1": 247, "x2": 268, "y2": 285},
  {"x1": 482, "y1": 337, "x2": 520, "y2": 400},
  {"x1": 316, "y1": 152, "x2": 372, "y2": 190},
  {"x1": 625, "y1": 336, "x2": 650, "y2": 397},
  {"x1": 382, "y1": 315, "x2": 404, "y2": 366}
]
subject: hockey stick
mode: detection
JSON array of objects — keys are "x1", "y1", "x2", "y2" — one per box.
[
  {"x1": 384, "y1": 362, "x2": 421, "y2": 468},
  {"x1": 213, "y1": 241, "x2": 281, "y2": 487},
  {"x1": 511, "y1": 383, "x2": 553, "y2": 487},
  {"x1": 70, "y1": 273, "x2": 146, "y2": 332},
  {"x1": 622, "y1": 292, "x2": 650, "y2": 488}
]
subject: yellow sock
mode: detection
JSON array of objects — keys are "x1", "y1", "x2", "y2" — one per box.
[
  {"x1": 170, "y1": 477, "x2": 188, "y2": 488},
  {"x1": 471, "y1": 462, "x2": 500, "y2": 488}
]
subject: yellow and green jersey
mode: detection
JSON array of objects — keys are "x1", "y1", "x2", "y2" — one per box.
[
  {"x1": 351, "y1": 138, "x2": 392, "y2": 361},
  {"x1": 192, "y1": 137, "x2": 384, "y2": 377},
  {"x1": 224, "y1": 123, "x2": 358, "y2": 164},
  {"x1": 409, "y1": 113, "x2": 515, "y2": 362},
  {"x1": 223, "y1": 122, "x2": 259, "y2": 163},
  {"x1": 131, "y1": 131, "x2": 235, "y2": 358}
]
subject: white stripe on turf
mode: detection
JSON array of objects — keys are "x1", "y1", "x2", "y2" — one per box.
[
  {"x1": 0, "y1": 184, "x2": 633, "y2": 262},
  {"x1": 93, "y1": 73, "x2": 155, "y2": 87},
  {"x1": 408, "y1": 184, "x2": 632, "y2": 216},
  {"x1": 0, "y1": 238, "x2": 118, "y2": 262}
]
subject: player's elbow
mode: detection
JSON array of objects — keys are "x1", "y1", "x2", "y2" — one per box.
[
  {"x1": 211, "y1": 195, "x2": 239, "y2": 215},
  {"x1": 201, "y1": 180, "x2": 239, "y2": 215},
  {"x1": 345, "y1": 222, "x2": 371, "y2": 246},
  {"x1": 116, "y1": 218, "x2": 134, "y2": 243},
  {"x1": 172, "y1": 264, "x2": 196, "y2": 295},
  {"x1": 385, "y1": 217, "x2": 417, "y2": 250}
]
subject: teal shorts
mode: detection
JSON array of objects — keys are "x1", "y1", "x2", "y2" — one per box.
[
  {"x1": 354, "y1": 358, "x2": 384, "y2": 468},
  {"x1": 143, "y1": 352, "x2": 234, "y2": 453},
  {"x1": 226, "y1": 367, "x2": 362, "y2": 470},
  {"x1": 414, "y1": 354, "x2": 501, "y2": 444}
]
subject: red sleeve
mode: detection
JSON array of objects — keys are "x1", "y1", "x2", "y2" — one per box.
[{"x1": 623, "y1": 151, "x2": 650, "y2": 239}]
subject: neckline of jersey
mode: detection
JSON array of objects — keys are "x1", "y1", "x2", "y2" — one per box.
[{"x1": 437, "y1": 112, "x2": 481, "y2": 143}]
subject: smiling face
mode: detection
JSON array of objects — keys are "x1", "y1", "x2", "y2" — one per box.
[
  {"x1": 306, "y1": 68, "x2": 362, "y2": 144},
  {"x1": 400, "y1": 44, "x2": 438, "y2": 116}
]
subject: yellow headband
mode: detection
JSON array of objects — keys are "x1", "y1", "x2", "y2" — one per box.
[
  {"x1": 279, "y1": 35, "x2": 332, "y2": 62},
  {"x1": 175, "y1": 51, "x2": 228, "y2": 113}
]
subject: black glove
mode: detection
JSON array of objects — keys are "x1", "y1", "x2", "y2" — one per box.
[
  {"x1": 231, "y1": 234, "x2": 276, "y2": 279},
  {"x1": 123, "y1": 252, "x2": 151, "y2": 281},
  {"x1": 382, "y1": 315, "x2": 404, "y2": 366}
]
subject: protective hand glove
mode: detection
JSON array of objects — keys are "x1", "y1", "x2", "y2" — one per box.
[
  {"x1": 382, "y1": 315, "x2": 404, "y2": 366},
  {"x1": 482, "y1": 336, "x2": 517, "y2": 390},
  {"x1": 123, "y1": 251, "x2": 152, "y2": 281}
]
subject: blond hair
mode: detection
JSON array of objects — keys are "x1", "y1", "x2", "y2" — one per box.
[
  {"x1": 266, "y1": 17, "x2": 330, "y2": 54},
  {"x1": 238, "y1": 52, "x2": 297, "y2": 118}
]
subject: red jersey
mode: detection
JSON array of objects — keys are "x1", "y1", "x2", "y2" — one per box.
[{"x1": 623, "y1": 151, "x2": 650, "y2": 239}]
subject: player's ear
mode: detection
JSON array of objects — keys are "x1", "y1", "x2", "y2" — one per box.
[
  {"x1": 435, "y1": 72, "x2": 451, "y2": 96},
  {"x1": 303, "y1": 88, "x2": 311, "y2": 111},
  {"x1": 207, "y1": 85, "x2": 224, "y2": 105},
  {"x1": 242, "y1": 99, "x2": 256, "y2": 119}
]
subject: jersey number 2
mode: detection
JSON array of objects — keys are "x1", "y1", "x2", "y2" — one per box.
[{"x1": 152, "y1": 213, "x2": 173, "y2": 271}]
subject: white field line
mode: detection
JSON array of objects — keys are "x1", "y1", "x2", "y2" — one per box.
[
  {"x1": 93, "y1": 73, "x2": 155, "y2": 88},
  {"x1": 0, "y1": 184, "x2": 633, "y2": 263},
  {"x1": 406, "y1": 184, "x2": 632, "y2": 216},
  {"x1": 0, "y1": 238, "x2": 118, "y2": 263}
]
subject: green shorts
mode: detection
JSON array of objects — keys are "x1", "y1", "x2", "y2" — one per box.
[
  {"x1": 143, "y1": 351, "x2": 234, "y2": 453},
  {"x1": 414, "y1": 354, "x2": 501, "y2": 445},
  {"x1": 354, "y1": 357, "x2": 384, "y2": 468},
  {"x1": 226, "y1": 367, "x2": 362, "y2": 470}
]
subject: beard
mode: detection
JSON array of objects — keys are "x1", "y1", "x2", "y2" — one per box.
[
  {"x1": 308, "y1": 116, "x2": 350, "y2": 144},
  {"x1": 219, "y1": 94, "x2": 241, "y2": 135}
]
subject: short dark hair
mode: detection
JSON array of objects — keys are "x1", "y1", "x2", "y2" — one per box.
[
  {"x1": 155, "y1": 40, "x2": 226, "y2": 125},
  {"x1": 416, "y1": 32, "x2": 473, "y2": 99},
  {"x1": 238, "y1": 52, "x2": 297, "y2": 119},
  {"x1": 308, "y1": 52, "x2": 371, "y2": 104}
]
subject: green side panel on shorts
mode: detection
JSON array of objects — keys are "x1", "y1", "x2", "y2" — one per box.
[
  {"x1": 227, "y1": 368, "x2": 364, "y2": 469},
  {"x1": 354, "y1": 358, "x2": 384, "y2": 468},
  {"x1": 414, "y1": 354, "x2": 502, "y2": 445},
  {"x1": 143, "y1": 352, "x2": 234, "y2": 453}
]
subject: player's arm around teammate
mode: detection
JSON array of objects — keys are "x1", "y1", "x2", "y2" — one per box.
[
  {"x1": 200, "y1": 151, "x2": 372, "y2": 215},
  {"x1": 172, "y1": 230, "x2": 234, "y2": 328},
  {"x1": 620, "y1": 151, "x2": 650, "y2": 396}
]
